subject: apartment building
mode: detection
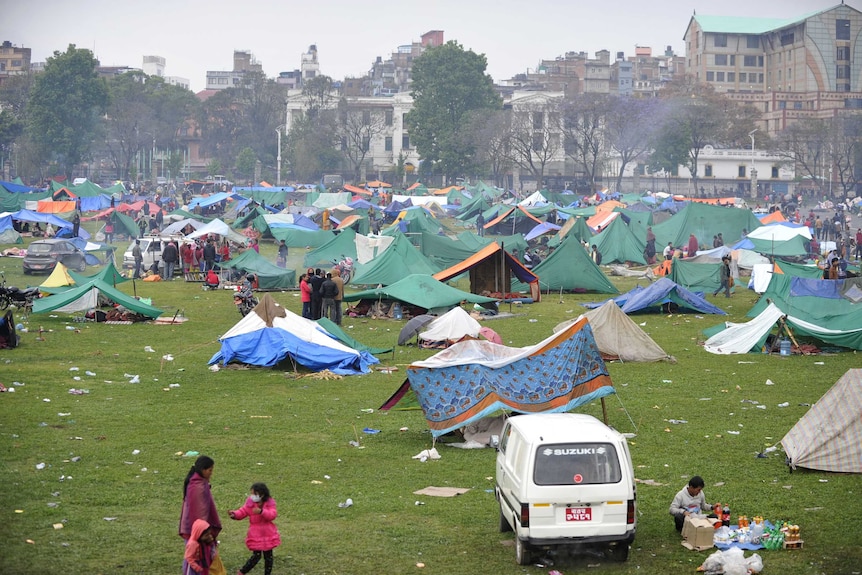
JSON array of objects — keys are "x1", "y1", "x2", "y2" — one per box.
[
  {"x1": 684, "y1": 3, "x2": 862, "y2": 134},
  {"x1": 0, "y1": 40, "x2": 31, "y2": 87}
]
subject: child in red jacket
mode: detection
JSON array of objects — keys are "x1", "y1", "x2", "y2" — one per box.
[{"x1": 229, "y1": 482, "x2": 281, "y2": 575}]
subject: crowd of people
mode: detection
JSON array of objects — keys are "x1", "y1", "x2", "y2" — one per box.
[{"x1": 299, "y1": 267, "x2": 344, "y2": 324}]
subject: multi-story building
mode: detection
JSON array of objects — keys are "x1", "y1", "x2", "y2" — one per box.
[
  {"x1": 206, "y1": 50, "x2": 263, "y2": 90},
  {"x1": 0, "y1": 40, "x2": 31, "y2": 87},
  {"x1": 684, "y1": 3, "x2": 862, "y2": 134},
  {"x1": 499, "y1": 50, "x2": 613, "y2": 97},
  {"x1": 610, "y1": 46, "x2": 685, "y2": 97}
]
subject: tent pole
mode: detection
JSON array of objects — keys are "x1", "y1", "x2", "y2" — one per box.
[{"x1": 601, "y1": 396, "x2": 609, "y2": 425}]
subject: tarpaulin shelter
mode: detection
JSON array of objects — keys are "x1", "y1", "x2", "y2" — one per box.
[
  {"x1": 651, "y1": 202, "x2": 762, "y2": 250},
  {"x1": 585, "y1": 277, "x2": 727, "y2": 315},
  {"x1": 548, "y1": 215, "x2": 592, "y2": 247},
  {"x1": 524, "y1": 221, "x2": 561, "y2": 242},
  {"x1": 304, "y1": 227, "x2": 358, "y2": 268},
  {"x1": 591, "y1": 216, "x2": 647, "y2": 265},
  {"x1": 343, "y1": 274, "x2": 498, "y2": 312},
  {"x1": 484, "y1": 205, "x2": 545, "y2": 235},
  {"x1": 270, "y1": 226, "x2": 334, "y2": 249},
  {"x1": 433, "y1": 241, "x2": 540, "y2": 301},
  {"x1": 554, "y1": 301, "x2": 673, "y2": 362},
  {"x1": 209, "y1": 294, "x2": 378, "y2": 374},
  {"x1": 667, "y1": 259, "x2": 723, "y2": 293},
  {"x1": 781, "y1": 369, "x2": 862, "y2": 473},
  {"x1": 384, "y1": 206, "x2": 444, "y2": 236},
  {"x1": 220, "y1": 249, "x2": 296, "y2": 289},
  {"x1": 732, "y1": 222, "x2": 811, "y2": 257},
  {"x1": 417, "y1": 232, "x2": 483, "y2": 271},
  {"x1": 513, "y1": 236, "x2": 617, "y2": 294},
  {"x1": 316, "y1": 317, "x2": 393, "y2": 356},
  {"x1": 33, "y1": 278, "x2": 164, "y2": 317},
  {"x1": 39, "y1": 262, "x2": 76, "y2": 292},
  {"x1": 456, "y1": 231, "x2": 528, "y2": 255},
  {"x1": 380, "y1": 317, "x2": 614, "y2": 437},
  {"x1": 186, "y1": 218, "x2": 254, "y2": 246},
  {"x1": 351, "y1": 233, "x2": 439, "y2": 286},
  {"x1": 418, "y1": 306, "x2": 481, "y2": 346}
]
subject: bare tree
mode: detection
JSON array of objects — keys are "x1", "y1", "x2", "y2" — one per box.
[
  {"x1": 560, "y1": 93, "x2": 609, "y2": 189},
  {"x1": 508, "y1": 97, "x2": 563, "y2": 187},
  {"x1": 337, "y1": 100, "x2": 387, "y2": 182},
  {"x1": 461, "y1": 108, "x2": 511, "y2": 187},
  {"x1": 771, "y1": 118, "x2": 829, "y2": 194},
  {"x1": 827, "y1": 114, "x2": 862, "y2": 198},
  {"x1": 604, "y1": 96, "x2": 663, "y2": 193}
]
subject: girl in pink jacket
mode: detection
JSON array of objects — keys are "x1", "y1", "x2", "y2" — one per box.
[{"x1": 229, "y1": 482, "x2": 281, "y2": 575}]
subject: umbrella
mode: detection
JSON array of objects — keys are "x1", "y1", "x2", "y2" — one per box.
[
  {"x1": 398, "y1": 314, "x2": 434, "y2": 346},
  {"x1": 479, "y1": 326, "x2": 502, "y2": 344}
]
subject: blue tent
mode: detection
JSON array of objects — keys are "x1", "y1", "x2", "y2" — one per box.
[{"x1": 585, "y1": 277, "x2": 726, "y2": 315}]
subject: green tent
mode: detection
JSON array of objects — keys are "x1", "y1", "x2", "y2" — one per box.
[
  {"x1": 269, "y1": 227, "x2": 334, "y2": 249},
  {"x1": 304, "y1": 228, "x2": 358, "y2": 269},
  {"x1": 70, "y1": 260, "x2": 130, "y2": 287},
  {"x1": 221, "y1": 249, "x2": 296, "y2": 289},
  {"x1": 774, "y1": 260, "x2": 825, "y2": 279},
  {"x1": 0, "y1": 187, "x2": 51, "y2": 212},
  {"x1": 316, "y1": 317, "x2": 393, "y2": 355},
  {"x1": 549, "y1": 216, "x2": 592, "y2": 247},
  {"x1": 33, "y1": 278, "x2": 164, "y2": 318},
  {"x1": 557, "y1": 205, "x2": 597, "y2": 218},
  {"x1": 351, "y1": 233, "x2": 439, "y2": 286},
  {"x1": 168, "y1": 209, "x2": 212, "y2": 223},
  {"x1": 455, "y1": 231, "x2": 528, "y2": 255},
  {"x1": 233, "y1": 206, "x2": 269, "y2": 230},
  {"x1": 111, "y1": 210, "x2": 140, "y2": 239},
  {"x1": 343, "y1": 274, "x2": 497, "y2": 309},
  {"x1": 747, "y1": 235, "x2": 809, "y2": 257},
  {"x1": 417, "y1": 232, "x2": 481, "y2": 271},
  {"x1": 383, "y1": 207, "x2": 444, "y2": 236},
  {"x1": 668, "y1": 259, "x2": 723, "y2": 293},
  {"x1": 455, "y1": 194, "x2": 492, "y2": 220},
  {"x1": 614, "y1": 207, "x2": 653, "y2": 238},
  {"x1": 592, "y1": 216, "x2": 647, "y2": 265},
  {"x1": 652, "y1": 202, "x2": 761, "y2": 250},
  {"x1": 513, "y1": 236, "x2": 618, "y2": 294}
]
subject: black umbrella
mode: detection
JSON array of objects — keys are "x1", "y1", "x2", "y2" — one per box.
[{"x1": 398, "y1": 314, "x2": 434, "y2": 346}]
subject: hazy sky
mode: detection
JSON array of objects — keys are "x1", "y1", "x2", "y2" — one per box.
[{"x1": 4, "y1": 0, "x2": 857, "y2": 92}]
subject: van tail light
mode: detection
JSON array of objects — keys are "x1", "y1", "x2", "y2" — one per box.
[
  {"x1": 520, "y1": 503, "x2": 530, "y2": 528},
  {"x1": 626, "y1": 500, "x2": 636, "y2": 525}
]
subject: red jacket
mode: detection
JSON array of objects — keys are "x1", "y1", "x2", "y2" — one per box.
[{"x1": 300, "y1": 279, "x2": 311, "y2": 303}]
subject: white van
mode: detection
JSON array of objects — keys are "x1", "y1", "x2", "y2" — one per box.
[
  {"x1": 495, "y1": 413, "x2": 636, "y2": 565},
  {"x1": 121, "y1": 235, "x2": 184, "y2": 274}
]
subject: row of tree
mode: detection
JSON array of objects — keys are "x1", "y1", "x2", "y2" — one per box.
[{"x1": 0, "y1": 43, "x2": 860, "y2": 197}]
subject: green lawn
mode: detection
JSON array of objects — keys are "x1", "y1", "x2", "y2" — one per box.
[{"x1": 0, "y1": 233, "x2": 860, "y2": 575}]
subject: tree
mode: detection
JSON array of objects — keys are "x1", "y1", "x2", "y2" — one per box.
[
  {"x1": 604, "y1": 96, "x2": 662, "y2": 193},
  {"x1": 461, "y1": 108, "x2": 511, "y2": 187},
  {"x1": 337, "y1": 99, "x2": 387, "y2": 181},
  {"x1": 560, "y1": 93, "x2": 609, "y2": 188},
  {"x1": 284, "y1": 76, "x2": 341, "y2": 181},
  {"x1": 507, "y1": 97, "x2": 563, "y2": 187},
  {"x1": 26, "y1": 45, "x2": 108, "y2": 179},
  {"x1": 771, "y1": 118, "x2": 829, "y2": 194},
  {"x1": 235, "y1": 146, "x2": 257, "y2": 183},
  {"x1": 407, "y1": 41, "x2": 501, "y2": 183}
]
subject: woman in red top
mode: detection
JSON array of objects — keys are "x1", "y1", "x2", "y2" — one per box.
[
  {"x1": 219, "y1": 240, "x2": 230, "y2": 262},
  {"x1": 300, "y1": 273, "x2": 312, "y2": 319}
]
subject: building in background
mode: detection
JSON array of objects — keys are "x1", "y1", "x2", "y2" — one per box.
[
  {"x1": 0, "y1": 40, "x2": 31, "y2": 87},
  {"x1": 206, "y1": 49, "x2": 262, "y2": 90}
]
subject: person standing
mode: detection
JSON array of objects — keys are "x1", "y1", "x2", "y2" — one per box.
[
  {"x1": 321, "y1": 272, "x2": 338, "y2": 323},
  {"x1": 644, "y1": 227, "x2": 657, "y2": 264},
  {"x1": 132, "y1": 239, "x2": 143, "y2": 279},
  {"x1": 179, "y1": 455, "x2": 222, "y2": 542},
  {"x1": 162, "y1": 240, "x2": 179, "y2": 280},
  {"x1": 299, "y1": 273, "x2": 312, "y2": 319},
  {"x1": 590, "y1": 244, "x2": 602, "y2": 266},
  {"x1": 669, "y1": 476, "x2": 714, "y2": 532},
  {"x1": 855, "y1": 228, "x2": 862, "y2": 260},
  {"x1": 203, "y1": 239, "x2": 216, "y2": 274},
  {"x1": 331, "y1": 267, "x2": 344, "y2": 325},
  {"x1": 229, "y1": 482, "x2": 281, "y2": 575},
  {"x1": 814, "y1": 216, "x2": 823, "y2": 239},
  {"x1": 687, "y1": 233, "x2": 698, "y2": 258},
  {"x1": 663, "y1": 242, "x2": 674, "y2": 261},
  {"x1": 476, "y1": 211, "x2": 485, "y2": 237},
  {"x1": 104, "y1": 219, "x2": 114, "y2": 244},
  {"x1": 713, "y1": 255, "x2": 732, "y2": 298},
  {"x1": 181, "y1": 242, "x2": 194, "y2": 278},
  {"x1": 276, "y1": 240, "x2": 288, "y2": 268},
  {"x1": 309, "y1": 268, "x2": 324, "y2": 320},
  {"x1": 72, "y1": 210, "x2": 81, "y2": 238}
]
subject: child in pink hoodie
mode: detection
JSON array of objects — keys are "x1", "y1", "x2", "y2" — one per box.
[
  {"x1": 184, "y1": 519, "x2": 218, "y2": 575},
  {"x1": 229, "y1": 482, "x2": 281, "y2": 575}
]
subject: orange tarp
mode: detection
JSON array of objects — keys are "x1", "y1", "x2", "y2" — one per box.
[
  {"x1": 337, "y1": 214, "x2": 362, "y2": 229},
  {"x1": 433, "y1": 241, "x2": 540, "y2": 302},
  {"x1": 595, "y1": 200, "x2": 624, "y2": 213},
  {"x1": 760, "y1": 210, "x2": 787, "y2": 224},
  {"x1": 483, "y1": 206, "x2": 543, "y2": 229},
  {"x1": 344, "y1": 184, "x2": 372, "y2": 196},
  {"x1": 36, "y1": 200, "x2": 76, "y2": 213},
  {"x1": 586, "y1": 211, "x2": 619, "y2": 231},
  {"x1": 366, "y1": 180, "x2": 391, "y2": 188}
]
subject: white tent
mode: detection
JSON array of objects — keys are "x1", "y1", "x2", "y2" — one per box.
[
  {"x1": 419, "y1": 306, "x2": 481, "y2": 344},
  {"x1": 554, "y1": 301, "x2": 674, "y2": 362},
  {"x1": 185, "y1": 218, "x2": 249, "y2": 245},
  {"x1": 781, "y1": 369, "x2": 862, "y2": 473}
]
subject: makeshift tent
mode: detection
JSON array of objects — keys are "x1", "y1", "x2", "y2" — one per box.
[
  {"x1": 39, "y1": 262, "x2": 76, "y2": 291},
  {"x1": 585, "y1": 277, "x2": 726, "y2": 315},
  {"x1": 33, "y1": 278, "x2": 164, "y2": 318},
  {"x1": 483, "y1": 205, "x2": 545, "y2": 235},
  {"x1": 315, "y1": 317, "x2": 393, "y2": 355},
  {"x1": 433, "y1": 241, "x2": 540, "y2": 301},
  {"x1": 220, "y1": 249, "x2": 296, "y2": 289},
  {"x1": 380, "y1": 317, "x2": 614, "y2": 437},
  {"x1": 513, "y1": 236, "x2": 618, "y2": 294},
  {"x1": 667, "y1": 259, "x2": 723, "y2": 293},
  {"x1": 651, "y1": 202, "x2": 761, "y2": 250},
  {"x1": 384, "y1": 206, "x2": 444, "y2": 236},
  {"x1": 781, "y1": 369, "x2": 862, "y2": 473},
  {"x1": 351, "y1": 233, "x2": 439, "y2": 286},
  {"x1": 209, "y1": 294, "x2": 378, "y2": 374},
  {"x1": 270, "y1": 226, "x2": 334, "y2": 248},
  {"x1": 185, "y1": 218, "x2": 250, "y2": 246},
  {"x1": 0, "y1": 310, "x2": 19, "y2": 349},
  {"x1": 548, "y1": 215, "x2": 592, "y2": 247},
  {"x1": 304, "y1": 227, "x2": 358, "y2": 268},
  {"x1": 417, "y1": 232, "x2": 484, "y2": 271},
  {"x1": 418, "y1": 306, "x2": 481, "y2": 346},
  {"x1": 591, "y1": 216, "x2": 647, "y2": 265},
  {"x1": 554, "y1": 301, "x2": 674, "y2": 362},
  {"x1": 343, "y1": 274, "x2": 498, "y2": 312}
]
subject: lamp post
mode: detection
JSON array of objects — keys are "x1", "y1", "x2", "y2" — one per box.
[
  {"x1": 749, "y1": 129, "x2": 758, "y2": 199},
  {"x1": 275, "y1": 125, "x2": 285, "y2": 187}
]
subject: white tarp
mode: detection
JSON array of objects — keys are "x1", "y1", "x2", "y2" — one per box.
[
  {"x1": 392, "y1": 195, "x2": 447, "y2": 208},
  {"x1": 419, "y1": 306, "x2": 481, "y2": 343},
  {"x1": 747, "y1": 222, "x2": 812, "y2": 241},
  {"x1": 185, "y1": 218, "x2": 249, "y2": 245},
  {"x1": 703, "y1": 302, "x2": 785, "y2": 355},
  {"x1": 355, "y1": 234, "x2": 394, "y2": 264}
]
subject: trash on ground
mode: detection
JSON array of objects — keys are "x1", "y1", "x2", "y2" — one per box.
[
  {"x1": 413, "y1": 486, "x2": 470, "y2": 497},
  {"x1": 337, "y1": 498, "x2": 353, "y2": 508},
  {"x1": 412, "y1": 448, "x2": 441, "y2": 462}
]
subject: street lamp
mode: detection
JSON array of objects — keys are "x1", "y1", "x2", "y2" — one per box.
[
  {"x1": 749, "y1": 129, "x2": 758, "y2": 199},
  {"x1": 276, "y1": 125, "x2": 285, "y2": 187}
]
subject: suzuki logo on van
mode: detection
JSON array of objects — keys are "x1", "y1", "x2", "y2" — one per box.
[{"x1": 542, "y1": 446, "x2": 606, "y2": 456}]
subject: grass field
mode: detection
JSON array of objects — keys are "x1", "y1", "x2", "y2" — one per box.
[{"x1": 1, "y1": 231, "x2": 860, "y2": 575}]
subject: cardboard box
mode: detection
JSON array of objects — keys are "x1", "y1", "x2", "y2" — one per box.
[{"x1": 681, "y1": 516, "x2": 716, "y2": 551}]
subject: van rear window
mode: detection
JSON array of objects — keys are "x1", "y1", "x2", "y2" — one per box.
[{"x1": 533, "y1": 443, "x2": 622, "y2": 486}]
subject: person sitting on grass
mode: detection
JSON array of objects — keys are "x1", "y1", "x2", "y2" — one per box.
[{"x1": 669, "y1": 475, "x2": 715, "y2": 532}]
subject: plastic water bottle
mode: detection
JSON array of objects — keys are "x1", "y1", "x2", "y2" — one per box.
[
  {"x1": 780, "y1": 339, "x2": 791, "y2": 356},
  {"x1": 393, "y1": 302, "x2": 402, "y2": 320}
]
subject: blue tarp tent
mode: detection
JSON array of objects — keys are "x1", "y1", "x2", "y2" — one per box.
[{"x1": 585, "y1": 277, "x2": 727, "y2": 315}]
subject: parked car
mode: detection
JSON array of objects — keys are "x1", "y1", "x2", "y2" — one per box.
[
  {"x1": 495, "y1": 413, "x2": 636, "y2": 565},
  {"x1": 23, "y1": 239, "x2": 87, "y2": 274},
  {"x1": 121, "y1": 235, "x2": 185, "y2": 274}
]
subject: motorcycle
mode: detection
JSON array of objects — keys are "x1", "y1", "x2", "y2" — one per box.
[
  {"x1": 234, "y1": 283, "x2": 258, "y2": 317},
  {"x1": 332, "y1": 256, "x2": 354, "y2": 285},
  {"x1": 0, "y1": 273, "x2": 41, "y2": 311}
]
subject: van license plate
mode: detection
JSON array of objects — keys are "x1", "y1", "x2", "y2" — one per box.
[{"x1": 565, "y1": 508, "x2": 592, "y2": 521}]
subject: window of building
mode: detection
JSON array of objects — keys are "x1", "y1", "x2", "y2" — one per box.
[
  {"x1": 384, "y1": 136, "x2": 392, "y2": 151},
  {"x1": 759, "y1": 73, "x2": 764, "y2": 83},
  {"x1": 715, "y1": 54, "x2": 727, "y2": 66},
  {"x1": 744, "y1": 55, "x2": 758, "y2": 67},
  {"x1": 361, "y1": 136, "x2": 370, "y2": 151},
  {"x1": 771, "y1": 166, "x2": 779, "y2": 178},
  {"x1": 730, "y1": 55, "x2": 736, "y2": 66},
  {"x1": 739, "y1": 72, "x2": 747, "y2": 83},
  {"x1": 714, "y1": 34, "x2": 728, "y2": 47},
  {"x1": 845, "y1": 98, "x2": 862, "y2": 109},
  {"x1": 716, "y1": 72, "x2": 725, "y2": 82},
  {"x1": 838, "y1": 46, "x2": 850, "y2": 60},
  {"x1": 738, "y1": 165, "x2": 746, "y2": 178},
  {"x1": 837, "y1": 19, "x2": 851, "y2": 40},
  {"x1": 746, "y1": 35, "x2": 760, "y2": 49},
  {"x1": 728, "y1": 72, "x2": 735, "y2": 82},
  {"x1": 11, "y1": 59, "x2": 22, "y2": 67},
  {"x1": 778, "y1": 100, "x2": 786, "y2": 109},
  {"x1": 837, "y1": 65, "x2": 851, "y2": 79},
  {"x1": 778, "y1": 70, "x2": 782, "y2": 81},
  {"x1": 777, "y1": 52, "x2": 782, "y2": 63},
  {"x1": 402, "y1": 134, "x2": 410, "y2": 149},
  {"x1": 780, "y1": 32, "x2": 794, "y2": 46},
  {"x1": 706, "y1": 71, "x2": 715, "y2": 82},
  {"x1": 362, "y1": 110, "x2": 371, "y2": 123},
  {"x1": 793, "y1": 102, "x2": 802, "y2": 110},
  {"x1": 705, "y1": 164, "x2": 713, "y2": 177},
  {"x1": 340, "y1": 137, "x2": 347, "y2": 151},
  {"x1": 532, "y1": 112, "x2": 543, "y2": 130},
  {"x1": 384, "y1": 110, "x2": 393, "y2": 126}
]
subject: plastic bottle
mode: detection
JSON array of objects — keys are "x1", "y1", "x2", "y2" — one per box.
[
  {"x1": 780, "y1": 338, "x2": 791, "y2": 356},
  {"x1": 723, "y1": 505, "x2": 730, "y2": 527}
]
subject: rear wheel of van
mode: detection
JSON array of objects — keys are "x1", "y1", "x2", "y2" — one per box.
[
  {"x1": 515, "y1": 534, "x2": 532, "y2": 565},
  {"x1": 608, "y1": 543, "x2": 629, "y2": 562},
  {"x1": 498, "y1": 507, "x2": 512, "y2": 532}
]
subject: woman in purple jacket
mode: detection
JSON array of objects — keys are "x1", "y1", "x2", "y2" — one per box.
[
  {"x1": 229, "y1": 482, "x2": 281, "y2": 575},
  {"x1": 179, "y1": 456, "x2": 222, "y2": 542}
]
